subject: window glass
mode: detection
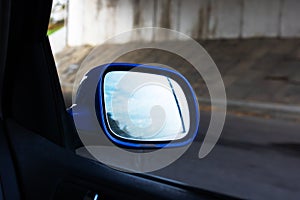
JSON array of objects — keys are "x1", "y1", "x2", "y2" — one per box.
[{"x1": 49, "y1": 1, "x2": 300, "y2": 199}]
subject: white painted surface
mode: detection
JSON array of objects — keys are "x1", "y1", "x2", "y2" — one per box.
[
  {"x1": 281, "y1": 0, "x2": 300, "y2": 37},
  {"x1": 209, "y1": 0, "x2": 242, "y2": 38},
  {"x1": 178, "y1": 0, "x2": 203, "y2": 39},
  {"x1": 49, "y1": 27, "x2": 66, "y2": 55},
  {"x1": 67, "y1": 0, "x2": 84, "y2": 46},
  {"x1": 132, "y1": 0, "x2": 155, "y2": 41},
  {"x1": 64, "y1": 0, "x2": 300, "y2": 46},
  {"x1": 154, "y1": 0, "x2": 180, "y2": 40},
  {"x1": 242, "y1": 0, "x2": 281, "y2": 37}
]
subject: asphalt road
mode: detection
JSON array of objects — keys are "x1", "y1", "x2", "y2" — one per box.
[{"x1": 152, "y1": 112, "x2": 300, "y2": 200}]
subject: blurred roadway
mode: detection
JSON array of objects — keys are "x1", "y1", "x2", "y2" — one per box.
[{"x1": 154, "y1": 111, "x2": 300, "y2": 199}]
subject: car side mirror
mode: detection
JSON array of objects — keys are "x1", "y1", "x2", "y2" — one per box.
[{"x1": 70, "y1": 63, "x2": 199, "y2": 149}]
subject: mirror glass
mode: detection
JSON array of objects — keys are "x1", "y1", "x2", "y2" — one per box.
[{"x1": 103, "y1": 71, "x2": 190, "y2": 141}]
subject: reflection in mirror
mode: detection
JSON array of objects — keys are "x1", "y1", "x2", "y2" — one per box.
[{"x1": 103, "y1": 71, "x2": 190, "y2": 141}]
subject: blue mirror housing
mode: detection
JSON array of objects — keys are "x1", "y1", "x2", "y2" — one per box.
[{"x1": 70, "y1": 63, "x2": 200, "y2": 149}]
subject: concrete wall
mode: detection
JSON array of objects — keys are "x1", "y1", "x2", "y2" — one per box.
[{"x1": 66, "y1": 0, "x2": 300, "y2": 46}]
